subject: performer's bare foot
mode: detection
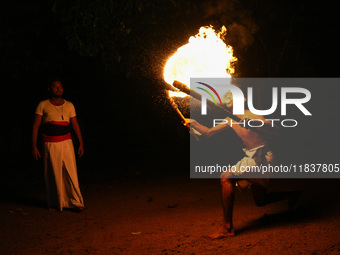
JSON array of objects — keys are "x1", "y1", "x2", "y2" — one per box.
[{"x1": 207, "y1": 226, "x2": 235, "y2": 240}]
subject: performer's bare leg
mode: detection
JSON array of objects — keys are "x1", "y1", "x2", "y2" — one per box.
[
  {"x1": 251, "y1": 184, "x2": 302, "y2": 209},
  {"x1": 208, "y1": 172, "x2": 236, "y2": 239}
]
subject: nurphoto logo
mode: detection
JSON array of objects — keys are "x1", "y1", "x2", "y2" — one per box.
[{"x1": 191, "y1": 78, "x2": 312, "y2": 128}]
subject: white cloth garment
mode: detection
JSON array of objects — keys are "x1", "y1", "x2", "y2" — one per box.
[
  {"x1": 43, "y1": 139, "x2": 84, "y2": 210},
  {"x1": 35, "y1": 99, "x2": 76, "y2": 123}
]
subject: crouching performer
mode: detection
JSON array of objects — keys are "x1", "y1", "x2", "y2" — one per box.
[{"x1": 185, "y1": 90, "x2": 300, "y2": 238}]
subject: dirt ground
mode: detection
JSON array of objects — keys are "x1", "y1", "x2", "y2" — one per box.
[{"x1": 1, "y1": 162, "x2": 339, "y2": 255}]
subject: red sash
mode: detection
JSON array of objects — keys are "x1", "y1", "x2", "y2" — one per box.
[{"x1": 42, "y1": 121, "x2": 72, "y2": 142}]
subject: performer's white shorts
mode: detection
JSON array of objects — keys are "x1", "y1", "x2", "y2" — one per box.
[{"x1": 232, "y1": 145, "x2": 276, "y2": 190}]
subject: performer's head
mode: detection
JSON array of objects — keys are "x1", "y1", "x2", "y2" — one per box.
[
  {"x1": 48, "y1": 80, "x2": 63, "y2": 98},
  {"x1": 222, "y1": 90, "x2": 247, "y2": 110},
  {"x1": 222, "y1": 90, "x2": 234, "y2": 109}
]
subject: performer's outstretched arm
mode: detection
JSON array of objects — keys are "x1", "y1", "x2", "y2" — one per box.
[{"x1": 186, "y1": 118, "x2": 230, "y2": 138}]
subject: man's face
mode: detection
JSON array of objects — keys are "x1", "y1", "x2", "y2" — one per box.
[{"x1": 49, "y1": 81, "x2": 63, "y2": 98}]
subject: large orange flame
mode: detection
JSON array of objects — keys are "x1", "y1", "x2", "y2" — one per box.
[{"x1": 164, "y1": 25, "x2": 237, "y2": 91}]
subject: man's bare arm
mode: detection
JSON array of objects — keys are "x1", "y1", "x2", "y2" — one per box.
[
  {"x1": 32, "y1": 114, "x2": 42, "y2": 160},
  {"x1": 70, "y1": 116, "x2": 84, "y2": 157}
]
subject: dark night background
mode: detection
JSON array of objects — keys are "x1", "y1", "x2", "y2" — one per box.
[{"x1": 1, "y1": 1, "x2": 339, "y2": 195}]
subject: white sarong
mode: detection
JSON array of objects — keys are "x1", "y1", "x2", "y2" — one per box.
[{"x1": 43, "y1": 139, "x2": 84, "y2": 210}]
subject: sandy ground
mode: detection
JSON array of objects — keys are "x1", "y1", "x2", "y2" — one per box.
[{"x1": 0, "y1": 162, "x2": 339, "y2": 255}]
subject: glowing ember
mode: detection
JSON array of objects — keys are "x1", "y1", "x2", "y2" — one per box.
[{"x1": 164, "y1": 25, "x2": 237, "y2": 89}]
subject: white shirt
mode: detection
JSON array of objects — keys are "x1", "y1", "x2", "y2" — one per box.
[{"x1": 35, "y1": 99, "x2": 76, "y2": 123}]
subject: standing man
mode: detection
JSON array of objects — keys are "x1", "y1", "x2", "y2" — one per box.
[
  {"x1": 186, "y1": 90, "x2": 300, "y2": 238},
  {"x1": 32, "y1": 80, "x2": 85, "y2": 212}
]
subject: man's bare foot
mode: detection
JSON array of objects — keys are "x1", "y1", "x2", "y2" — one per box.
[
  {"x1": 206, "y1": 226, "x2": 235, "y2": 240},
  {"x1": 64, "y1": 206, "x2": 87, "y2": 213}
]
